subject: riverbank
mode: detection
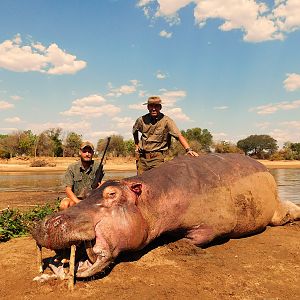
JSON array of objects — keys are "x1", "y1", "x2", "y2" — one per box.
[
  {"x1": 0, "y1": 156, "x2": 136, "y2": 172},
  {"x1": 1, "y1": 156, "x2": 300, "y2": 173},
  {"x1": 257, "y1": 159, "x2": 300, "y2": 169}
]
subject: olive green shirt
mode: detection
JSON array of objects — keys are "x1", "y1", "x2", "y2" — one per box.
[
  {"x1": 132, "y1": 113, "x2": 181, "y2": 152},
  {"x1": 63, "y1": 160, "x2": 100, "y2": 196}
]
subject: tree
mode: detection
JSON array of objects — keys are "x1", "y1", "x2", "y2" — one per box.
[
  {"x1": 18, "y1": 130, "x2": 36, "y2": 156},
  {"x1": 237, "y1": 135, "x2": 278, "y2": 158},
  {"x1": 181, "y1": 127, "x2": 213, "y2": 152},
  {"x1": 280, "y1": 142, "x2": 300, "y2": 160},
  {"x1": 0, "y1": 134, "x2": 10, "y2": 158},
  {"x1": 36, "y1": 132, "x2": 54, "y2": 156},
  {"x1": 214, "y1": 141, "x2": 243, "y2": 154},
  {"x1": 45, "y1": 128, "x2": 63, "y2": 157},
  {"x1": 290, "y1": 143, "x2": 300, "y2": 156},
  {"x1": 123, "y1": 139, "x2": 135, "y2": 157},
  {"x1": 64, "y1": 132, "x2": 82, "y2": 157},
  {"x1": 98, "y1": 135, "x2": 125, "y2": 157},
  {"x1": 0, "y1": 133, "x2": 19, "y2": 158}
]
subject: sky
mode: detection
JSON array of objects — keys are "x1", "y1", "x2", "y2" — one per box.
[{"x1": 0, "y1": 0, "x2": 300, "y2": 148}]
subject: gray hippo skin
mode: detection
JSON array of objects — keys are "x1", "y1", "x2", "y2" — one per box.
[{"x1": 32, "y1": 154, "x2": 300, "y2": 278}]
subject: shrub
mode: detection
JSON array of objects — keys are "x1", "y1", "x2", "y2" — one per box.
[
  {"x1": 30, "y1": 159, "x2": 48, "y2": 167},
  {"x1": 0, "y1": 199, "x2": 60, "y2": 242}
]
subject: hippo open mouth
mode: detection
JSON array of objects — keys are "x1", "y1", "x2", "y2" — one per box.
[{"x1": 32, "y1": 211, "x2": 116, "y2": 278}]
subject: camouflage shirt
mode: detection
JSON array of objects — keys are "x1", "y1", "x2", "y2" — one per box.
[
  {"x1": 63, "y1": 160, "x2": 100, "y2": 196},
  {"x1": 132, "y1": 113, "x2": 181, "y2": 152}
]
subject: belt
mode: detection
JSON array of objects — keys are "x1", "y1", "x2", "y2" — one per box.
[{"x1": 140, "y1": 150, "x2": 165, "y2": 159}]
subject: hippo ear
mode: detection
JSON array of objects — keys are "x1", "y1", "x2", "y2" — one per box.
[{"x1": 130, "y1": 182, "x2": 142, "y2": 196}]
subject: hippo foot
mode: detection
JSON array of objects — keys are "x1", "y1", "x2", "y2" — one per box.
[
  {"x1": 33, "y1": 273, "x2": 59, "y2": 282},
  {"x1": 49, "y1": 264, "x2": 68, "y2": 280}
]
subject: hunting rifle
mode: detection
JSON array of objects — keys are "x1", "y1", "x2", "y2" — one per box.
[{"x1": 91, "y1": 136, "x2": 111, "y2": 189}]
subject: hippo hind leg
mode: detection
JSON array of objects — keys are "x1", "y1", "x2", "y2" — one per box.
[
  {"x1": 184, "y1": 225, "x2": 217, "y2": 246},
  {"x1": 270, "y1": 200, "x2": 300, "y2": 226}
]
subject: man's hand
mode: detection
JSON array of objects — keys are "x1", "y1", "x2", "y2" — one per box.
[{"x1": 185, "y1": 148, "x2": 199, "y2": 157}]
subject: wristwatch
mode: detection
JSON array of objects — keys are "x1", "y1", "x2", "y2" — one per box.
[{"x1": 185, "y1": 147, "x2": 192, "y2": 153}]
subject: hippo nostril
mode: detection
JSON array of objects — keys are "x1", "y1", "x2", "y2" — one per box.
[{"x1": 84, "y1": 240, "x2": 98, "y2": 263}]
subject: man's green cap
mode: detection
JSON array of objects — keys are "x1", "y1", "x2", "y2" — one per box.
[{"x1": 80, "y1": 141, "x2": 94, "y2": 150}]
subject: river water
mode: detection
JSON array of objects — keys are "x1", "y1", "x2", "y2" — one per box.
[{"x1": 0, "y1": 169, "x2": 299, "y2": 205}]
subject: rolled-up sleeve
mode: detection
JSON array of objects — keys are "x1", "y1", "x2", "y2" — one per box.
[
  {"x1": 166, "y1": 117, "x2": 181, "y2": 139},
  {"x1": 132, "y1": 117, "x2": 142, "y2": 134},
  {"x1": 63, "y1": 166, "x2": 74, "y2": 187}
]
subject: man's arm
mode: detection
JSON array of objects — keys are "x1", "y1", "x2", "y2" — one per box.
[
  {"x1": 166, "y1": 116, "x2": 199, "y2": 157},
  {"x1": 133, "y1": 118, "x2": 141, "y2": 152},
  {"x1": 178, "y1": 134, "x2": 199, "y2": 157},
  {"x1": 133, "y1": 131, "x2": 140, "y2": 152},
  {"x1": 65, "y1": 186, "x2": 81, "y2": 204}
]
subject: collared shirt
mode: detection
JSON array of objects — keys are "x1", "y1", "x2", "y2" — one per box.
[
  {"x1": 132, "y1": 113, "x2": 181, "y2": 152},
  {"x1": 63, "y1": 160, "x2": 100, "y2": 196}
]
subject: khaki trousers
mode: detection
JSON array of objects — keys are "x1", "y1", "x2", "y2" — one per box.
[{"x1": 137, "y1": 152, "x2": 164, "y2": 175}]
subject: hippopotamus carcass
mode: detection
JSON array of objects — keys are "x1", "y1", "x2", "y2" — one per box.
[{"x1": 32, "y1": 153, "x2": 300, "y2": 278}]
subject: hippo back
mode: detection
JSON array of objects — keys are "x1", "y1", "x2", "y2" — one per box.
[{"x1": 126, "y1": 154, "x2": 277, "y2": 239}]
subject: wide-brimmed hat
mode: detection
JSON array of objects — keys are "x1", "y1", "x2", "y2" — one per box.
[
  {"x1": 80, "y1": 141, "x2": 94, "y2": 151},
  {"x1": 143, "y1": 96, "x2": 162, "y2": 105}
]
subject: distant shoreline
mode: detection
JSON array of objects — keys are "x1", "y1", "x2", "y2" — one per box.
[
  {"x1": 0, "y1": 157, "x2": 299, "y2": 173},
  {"x1": 257, "y1": 159, "x2": 300, "y2": 169},
  {"x1": 0, "y1": 157, "x2": 136, "y2": 173}
]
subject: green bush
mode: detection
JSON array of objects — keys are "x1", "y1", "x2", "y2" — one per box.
[{"x1": 0, "y1": 200, "x2": 60, "y2": 242}]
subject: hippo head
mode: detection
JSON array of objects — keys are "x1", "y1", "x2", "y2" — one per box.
[{"x1": 32, "y1": 180, "x2": 149, "y2": 278}]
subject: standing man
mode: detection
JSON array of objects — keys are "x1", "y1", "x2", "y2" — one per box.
[
  {"x1": 59, "y1": 141, "x2": 102, "y2": 210},
  {"x1": 133, "y1": 96, "x2": 198, "y2": 175}
]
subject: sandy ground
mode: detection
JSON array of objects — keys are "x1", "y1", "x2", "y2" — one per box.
[
  {"x1": 0, "y1": 223, "x2": 299, "y2": 300},
  {"x1": 0, "y1": 157, "x2": 300, "y2": 299}
]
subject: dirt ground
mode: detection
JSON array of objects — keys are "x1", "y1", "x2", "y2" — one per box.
[
  {"x1": 1, "y1": 158, "x2": 300, "y2": 299},
  {"x1": 0, "y1": 192, "x2": 299, "y2": 300}
]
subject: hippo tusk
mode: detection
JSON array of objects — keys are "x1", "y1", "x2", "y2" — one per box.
[
  {"x1": 84, "y1": 240, "x2": 98, "y2": 264},
  {"x1": 36, "y1": 243, "x2": 43, "y2": 274}
]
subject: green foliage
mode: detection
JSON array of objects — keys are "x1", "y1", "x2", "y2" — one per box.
[
  {"x1": 279, "y1": 142, "x2": 300, "y2": 160},
  {"x1": 1, "y1": 127, "x2": 299, "y2": 159},
  {"x1": 64, "y1": 132, "x2": 82, "y2": 157},
  {"x1": 214, "y1": 141, "x2": 243, "y2": 154},
  {"x1": 18, "y1": 130, "x2": 36, "y2": 156},
  {"x1": 0, "y1": 209, "x2": 27, "y2": 241},
  {"x1": 123, "y1": 139, "x2": 135, "y2": 157},
  {"x1": 35, "y1": 132, "x2": 54, "y2": 156},
  {"x1": 46, "y1": 128, "x2": 63, "y2": 157},
  {"x1": 237, "y1": 134, "x2": 278, "y2": 159},
  {"x1": 181, "y1": 127, "x2": 213, "y2": 152},
  {"x1": 98, "y1": 135, "x2": 126, "y2": 157},
  {"x1": 0, "y1": 133, "x2": 19, "y2": 158},
  {"x1": 0, "y1": 200, "x2": 59, "y2": 242}
]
